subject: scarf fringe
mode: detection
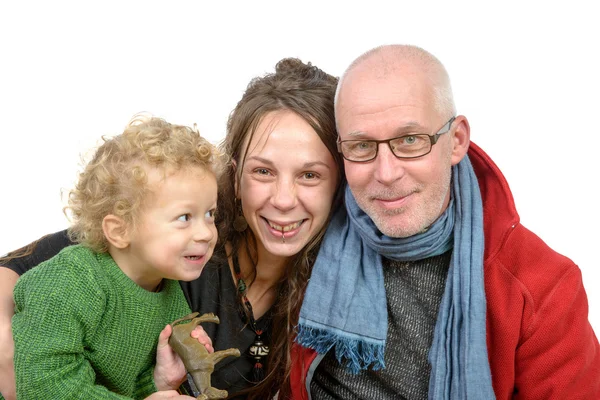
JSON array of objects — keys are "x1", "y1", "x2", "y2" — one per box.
[{"x1": 296, "y1": 323, "x2": 385, "y2": 374}]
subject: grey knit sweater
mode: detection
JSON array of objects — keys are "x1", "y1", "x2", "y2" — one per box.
[{"x1": 311, "y1": 251, "x2": 451, "y2": 399}]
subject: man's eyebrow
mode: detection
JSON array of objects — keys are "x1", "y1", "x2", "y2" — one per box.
[
  {"x1": 346, "y1": 122, "x2": 425, "y2": 138},
  {"x1": 346, "y1": 130, "x2": 368, "y2": 138},
  {"x1": 396, "y1": 121, "x2": 423, "y2": 131}
]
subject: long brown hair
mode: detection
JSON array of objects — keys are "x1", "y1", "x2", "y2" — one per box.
[
  {"x1": 0, "y1": 236, "x2": 51, "y2": 264},
  {"x1": 217, "y1": 58, "x2": 343, "y2": 399}
]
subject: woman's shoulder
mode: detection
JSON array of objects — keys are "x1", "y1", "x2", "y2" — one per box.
[{"x1": 2, "y1": 229, "x2": 73, "y2": 275}]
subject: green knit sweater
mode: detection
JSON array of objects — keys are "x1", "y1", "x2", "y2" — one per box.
[{"x1": 11, "y1": 245, "x2": 192, "y2": 399}]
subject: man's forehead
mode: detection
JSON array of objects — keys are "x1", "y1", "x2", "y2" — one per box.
[
  {"x1": 340, "y1": 66, "x2": 430, "y2": 104},
  {"x1": 337, "y1": 82, "x2": 435, "y2": 120}
]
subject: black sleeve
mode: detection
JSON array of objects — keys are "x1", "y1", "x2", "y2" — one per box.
[{"x1": 1, "y1": 229, "x2": 73, "y2": 275}]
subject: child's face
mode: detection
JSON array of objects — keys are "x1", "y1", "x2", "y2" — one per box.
[{"x1": 125, "y1": 166, "x2": 218, "y2": 289}]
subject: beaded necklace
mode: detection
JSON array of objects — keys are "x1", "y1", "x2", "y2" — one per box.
[{"x1": 232, "y1": 255, "x2": 270, "y2": 382}]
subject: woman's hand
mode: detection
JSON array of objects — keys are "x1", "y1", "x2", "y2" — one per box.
[
  {"x1": 153, "y1": 324, "x2": 213, "y2": 391},
  {"x1": 0, "y1": 322, "x2": 15, "y2": 400},
  {"x1": 0, "y1": 268, "x2": 19, "y2": 400},
  {"x1": 144, "y1": 390, "x2": 196, "y2": 399}
]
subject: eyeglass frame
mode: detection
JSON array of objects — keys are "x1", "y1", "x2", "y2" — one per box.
[{"x1": 336, "y1": 116, "x2": 456, "y2": 163}]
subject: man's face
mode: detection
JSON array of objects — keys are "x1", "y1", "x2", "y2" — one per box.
[{"x1": 336, "y1": 64, "x2": 459, "y2": 238}]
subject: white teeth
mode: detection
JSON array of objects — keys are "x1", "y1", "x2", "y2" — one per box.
[{"x1": 268, "y1": 220, "x2": 302, "y2": 232}]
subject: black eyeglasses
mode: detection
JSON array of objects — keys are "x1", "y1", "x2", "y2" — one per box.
[{"x1": 337, "y1": 117, "x2": 456, "y2": 163}]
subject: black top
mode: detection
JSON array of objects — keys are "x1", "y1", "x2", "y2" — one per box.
[
  {"x1": 3, "y1": 230, "x2": 272, "y2": 398},
  {"x1": 3, "y1": 230, "x2": 72, "y2": 275}
]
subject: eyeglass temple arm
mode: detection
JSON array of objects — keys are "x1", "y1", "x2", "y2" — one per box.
[{"x1": 430, "y1": 116, "x2": 456, "y2": 145}]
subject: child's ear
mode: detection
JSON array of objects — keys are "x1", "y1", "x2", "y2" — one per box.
[{"x1": 102, "y1": 215, "x2": 130, "y2": 249}]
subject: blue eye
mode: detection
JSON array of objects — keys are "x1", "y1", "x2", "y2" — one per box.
[
  {"x1": 402, "y1": 136, "x2": 417, "y2": 145},
  {"x1": 349, "y1": 141, "x2": 376, "y2": 153},
  {"x1": 177, "y1": 214, "x2": 191, "y2": 222}
]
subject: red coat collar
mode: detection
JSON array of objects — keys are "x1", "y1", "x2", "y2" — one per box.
[{"x1": 468, "y1": 141, "x2": 520, "y2": 261}]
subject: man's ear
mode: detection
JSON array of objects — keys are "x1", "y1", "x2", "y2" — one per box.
[
  {"x1": 450, "y1": 115, "x2": 470, "y2": 166},
  {"x1": 102, "y1": 215, "x2": 130, "y2": 249}
]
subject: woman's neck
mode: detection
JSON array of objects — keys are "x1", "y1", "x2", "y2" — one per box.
[{"x1": 228, "y1": 240, "x2": 289, "y2": 319}]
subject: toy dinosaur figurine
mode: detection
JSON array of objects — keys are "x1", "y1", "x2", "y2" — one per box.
[{"x1": 169, "y1": 312, "x2": 241, "y2": 400}]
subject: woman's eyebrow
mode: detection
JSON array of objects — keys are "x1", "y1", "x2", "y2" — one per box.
[
  {"x1": 245, "y1": 156, "x2": 274, "y2": 165},
  {"x1": 303, "y1": 161, "x2": 332, "y2": 170},
  {"x1": 246, "y1": 156, "x2": 331, "y2": 170}
]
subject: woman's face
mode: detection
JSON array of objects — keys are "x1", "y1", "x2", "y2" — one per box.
[{"x1": 237, "y1": 110, "x2": 339, "y2": 261}]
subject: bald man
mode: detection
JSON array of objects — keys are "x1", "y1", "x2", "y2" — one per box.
[{"x1": 292, "y1": 44, "x2": 600, "y2": 400}]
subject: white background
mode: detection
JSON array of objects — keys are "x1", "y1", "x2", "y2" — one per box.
[{"x1": 1, "y1": 1, "x2": 598, "y2": 333}]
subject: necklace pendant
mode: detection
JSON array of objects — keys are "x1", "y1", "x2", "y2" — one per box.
[
  {"x1": 249, "y1": 332, "x2": 269, "y2": 382},
  {"x1": 249, "y1": 335, "x2": 270, "y2": 359},
  {"x1": 237, "y1": 278, "x2": 247, "y2": 293}
]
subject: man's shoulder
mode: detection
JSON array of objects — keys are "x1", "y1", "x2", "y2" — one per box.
[{"x1": 485, "y1": 222, "x2": 579, "y2": 304}]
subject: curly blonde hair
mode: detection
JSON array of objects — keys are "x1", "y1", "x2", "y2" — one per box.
[{"x1": 66, "y1": 114, "x2": 221, "y2": 253}]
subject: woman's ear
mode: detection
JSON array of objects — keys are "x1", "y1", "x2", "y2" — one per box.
[
  {"x1": 102, "y1": 215, "x2": 130, "y2": 249},
  {"x1": 450, "y1": 115, "x2": 471, "y2": 166},
  {"x1": 232, "y1": 159, "x2": 240, "y2": 198}
]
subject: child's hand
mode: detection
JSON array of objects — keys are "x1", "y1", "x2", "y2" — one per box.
[
  {"x1": 144, "y1": 390, "x2": 196, "y2": 399},
  {"x1": 190, "y1": 324, "x2": 213, "y2": 353},
  {"x1": 153, "y1": 324, "x2": 214, "y2": 391}
]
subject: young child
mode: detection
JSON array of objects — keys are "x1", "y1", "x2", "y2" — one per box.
[{"x1": 11, "y1": 115, "x2": 220, "y2": 399}]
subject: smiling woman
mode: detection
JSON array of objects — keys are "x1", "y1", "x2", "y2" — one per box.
[
  {"x1": 0, "y1": 58, "x2": 343, "y2": 400},
  {"x1": 238, "y1": 110, "x2": 339, "y2": 258},
  {"x1": 209, "y1": 58, "x2": 344, "y2": 398}
]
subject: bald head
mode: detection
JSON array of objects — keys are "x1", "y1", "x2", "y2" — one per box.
[
  {"x1": 335, "y1": 45, "x2": 469, "y2": 239},
  {"x1": 335, "y1": 45, "x2": 456, "y2": 121}
]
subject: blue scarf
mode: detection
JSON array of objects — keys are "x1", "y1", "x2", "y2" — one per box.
[{"x1": 296, "y1": 156, "x2": 495, "y2": 399}]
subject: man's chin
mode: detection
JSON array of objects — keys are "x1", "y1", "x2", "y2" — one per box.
[{"x1": 371, "y1": 212, "x2": 419, "y2": 238}]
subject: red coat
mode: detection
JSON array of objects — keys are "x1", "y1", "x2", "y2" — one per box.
[{"x1": 290, "y1": 142, "x2": 600, "y2": 399}]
